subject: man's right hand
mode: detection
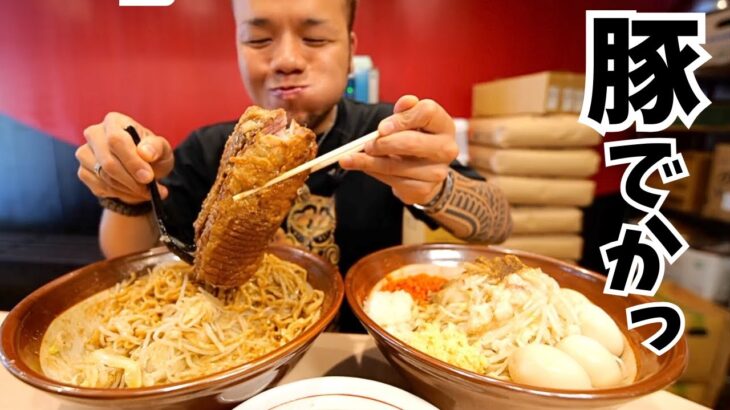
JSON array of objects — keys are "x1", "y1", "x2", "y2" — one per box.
[{"x1": 76, "y1": 112, "x2": 174, "y2": 205}]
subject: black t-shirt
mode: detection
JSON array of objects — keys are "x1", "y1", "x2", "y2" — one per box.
[{"x1": 162, "y1": 97, "x2": 482, "y2": 277}]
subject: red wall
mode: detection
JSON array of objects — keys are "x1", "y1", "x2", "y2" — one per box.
[
  {"x1": 0, "y1": 0, "x2": 686, "y2": 148},
  {"x1": 357, "y1": 0, "x2": 687, "y2": 118}
]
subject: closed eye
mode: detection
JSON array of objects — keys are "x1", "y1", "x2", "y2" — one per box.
[
  {"x1": 303, "y1": 38, "x2": 329, "y2": 47},
  {"x1": 244, "y1": 38, "x2": 272, "y2": 48}
]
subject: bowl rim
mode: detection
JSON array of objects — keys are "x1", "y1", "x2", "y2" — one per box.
[
  {"x1": 0, "y1": 244, "x2": 344, "y2": 400},
  {"x1": 345, "y1": 242, "x2": 689, "y2": 401}
]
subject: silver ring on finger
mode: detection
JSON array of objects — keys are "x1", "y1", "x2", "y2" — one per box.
[{"x1": 94, "y1": 162, "x2": 103, "y2": 178}]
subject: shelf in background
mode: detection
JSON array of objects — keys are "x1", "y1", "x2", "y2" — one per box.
[
  {"x1": 663, "y1": 208, "x2": 730, "y2": 244},
  {"x1": 664, "y1": 124, "x2": 730, "y2": 133},
  {"x1": 695, "y1": 63, "x2": 730, "y2": 80}
]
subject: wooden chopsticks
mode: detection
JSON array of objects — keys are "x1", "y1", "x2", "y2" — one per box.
[{"x1": 232, "y1": 130, "x2": 379, "y2": 201}]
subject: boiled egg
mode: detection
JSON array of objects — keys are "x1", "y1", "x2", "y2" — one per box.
[
  {"x1": 579, "y1": 304, "x2": 625, "y2": 356},
  {"x1": 557, "y1": 334, "x2": 623, "y2": 388},
  {"x1": 508, "y1": 344, "x2": 592, "y2": 390}
]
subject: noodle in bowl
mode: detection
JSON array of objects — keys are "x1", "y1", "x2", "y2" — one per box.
[
  {"x1": 41, "y1": 254, "x2": 324, "y2": 388},
  {"x1": 364, "y1": 256, "x2": 636, "y2": 390},
  {"x1": 0, "y1": 245, "x2": 343, "y2": 409}
]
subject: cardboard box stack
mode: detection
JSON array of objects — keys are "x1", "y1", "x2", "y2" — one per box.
[
  {"x1": 473, "y1": 72, "x2": 600, "y2": 262},
  {"x1": 646, "y1": 151, "x2": 713, "y2": 215},
  {"x1": 705, "y1": 8, "x2": 730, "y2": 69},
  {"x1": 403, "y1": 71, "x2": 601, "y2": 263},
  {"x1": 645, "y1": 145, "x2": 730, "y2": 307},
  {"x1": 665, "y1": 243, "x2": 730, "y2": 305},
  {"x1": 658, "y1": 280, "x2": 730, "y2": 408},
  {"x1": 703, "y1": 144, "x2": 730, "y2": 223},
  {"x1": 472, "y1": 71, "x2": 586, "y2": 116}
]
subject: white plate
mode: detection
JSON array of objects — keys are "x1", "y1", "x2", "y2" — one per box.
[{"x1": 234, "y1": 376, "x2": 438, "y2": 410}]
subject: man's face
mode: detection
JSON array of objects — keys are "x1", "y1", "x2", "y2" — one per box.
[{"x1": 233, "y1": 0, "x2": 354, "y2": 132}]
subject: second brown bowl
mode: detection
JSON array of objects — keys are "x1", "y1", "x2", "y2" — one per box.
[{"x1": 345, "y1": 243, "x2": 687, "y2": 410}]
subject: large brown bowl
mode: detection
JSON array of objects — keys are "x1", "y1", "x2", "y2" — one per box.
[
  {"x1": 346, "y1": 243, "x2": 688, "y2": 410},
  {"x1": 0, "y1": 245, "x2": 343, "y2": 410}
]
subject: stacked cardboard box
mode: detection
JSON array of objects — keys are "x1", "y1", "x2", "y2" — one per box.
[
  {"x1": 403, "y1": 71, "x2": 601, "y2": 263},
  {"x1": 646, "y1": 151, "x2": 712, "y2": 215},
  {"x1": 658, "y1": 280, "x2": 730, "y2": 408},
  {"x1": 471, "y1": 72, "x2": 600, "y2": 261},
  {"x1": 472, "y1": 71, "x2": 586, "y2": 117},
  {"x1": 705, "y1": 9, "x2": 730, "y2": 69},
  {"x1": 665, "y1": 243, "x2": 730, "y2": 305},
  {"x1": 703, "y1": 144, "x2": 730, "y2": 223}
]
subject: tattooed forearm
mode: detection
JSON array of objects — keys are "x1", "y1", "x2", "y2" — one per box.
[{"x1": 428, "y1": 171, "x2": 512, "y2": 243}]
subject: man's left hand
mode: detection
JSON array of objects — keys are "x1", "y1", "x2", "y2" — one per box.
[{"x1": 339, "y1": 95, "x2": 458, "y2": 205}]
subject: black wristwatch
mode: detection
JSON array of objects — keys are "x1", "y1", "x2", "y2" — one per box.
[{"x1": 98, "y1": 197, "x2": 152, "y2": 216}]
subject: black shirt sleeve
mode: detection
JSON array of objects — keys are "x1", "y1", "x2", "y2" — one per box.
[{"x1": 160, "y1": 123, "x2": 232, "y2": 244}]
